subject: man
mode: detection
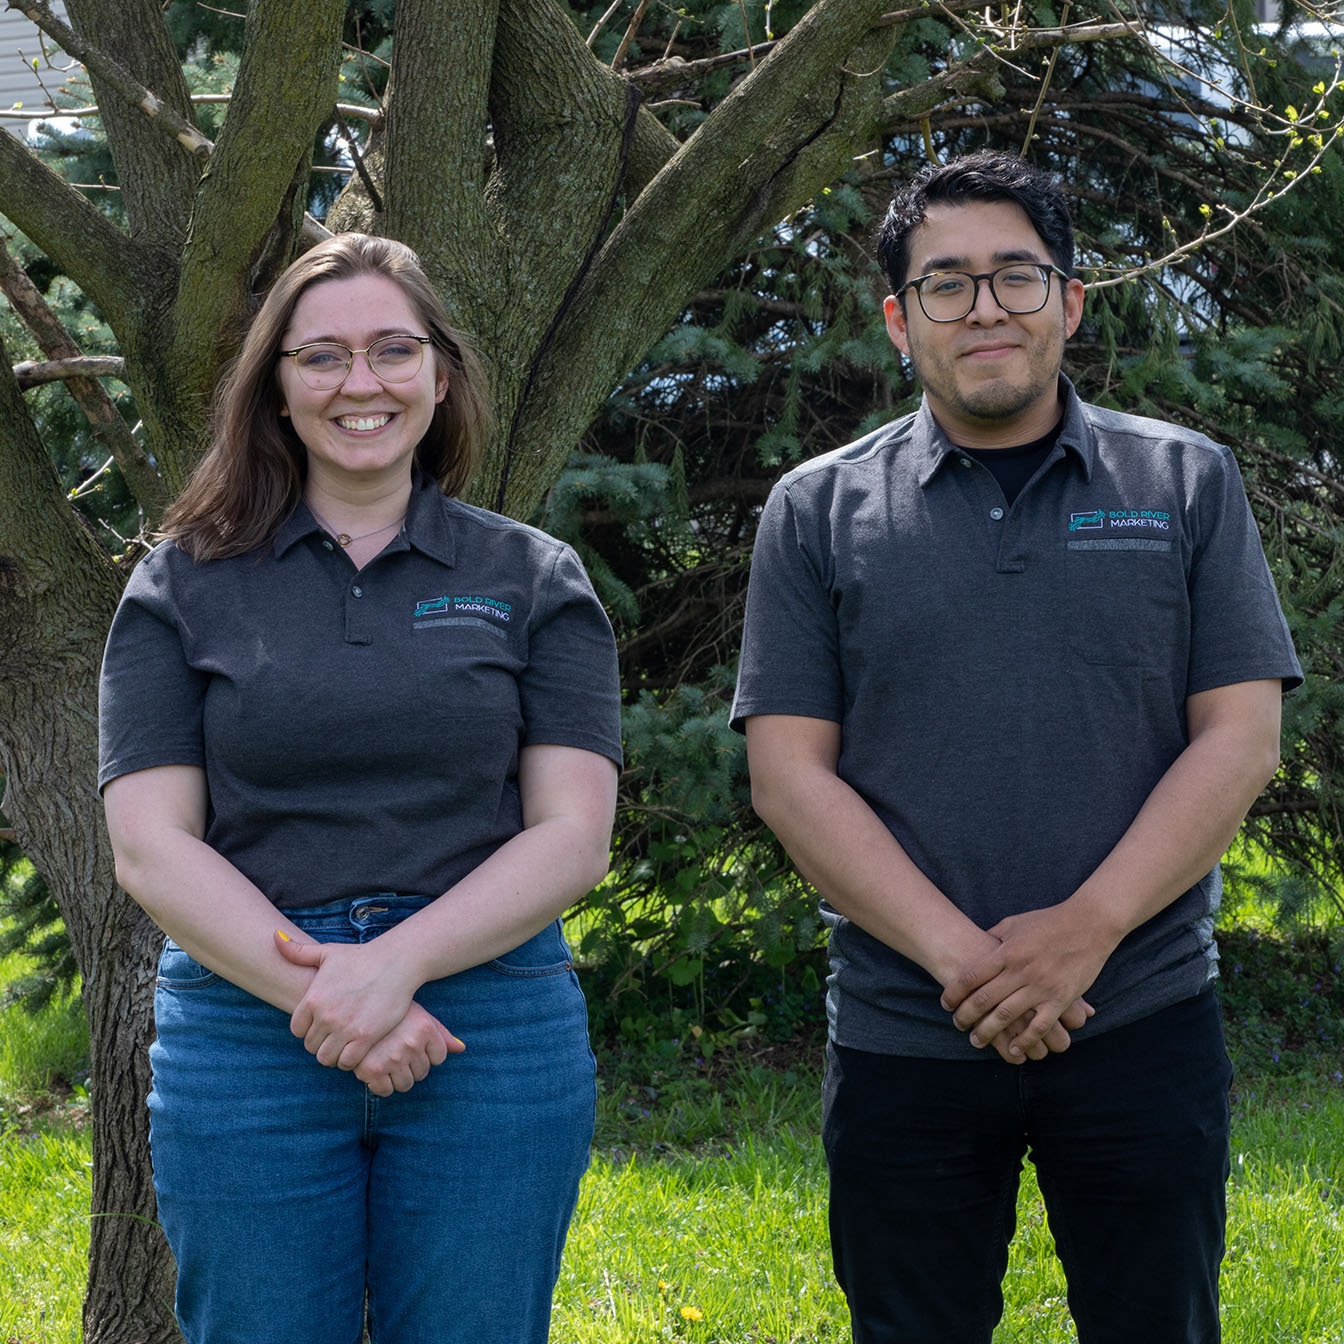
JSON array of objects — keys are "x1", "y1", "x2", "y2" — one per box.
[{"x1": 731, "y1": 149, "x2": 1301, "y2": 1344}]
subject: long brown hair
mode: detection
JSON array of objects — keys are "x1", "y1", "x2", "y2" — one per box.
[{"x1": 161, "y1": 234, "x2": 493, "y2": 560}]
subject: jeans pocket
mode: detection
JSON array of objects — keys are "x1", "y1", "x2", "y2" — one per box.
[
  {"x1": 156, "y1": 938, "x2": 223, "y2": 990},
  {"x1": 485, "y1": 920, "x2": 573, "y2": 978}
]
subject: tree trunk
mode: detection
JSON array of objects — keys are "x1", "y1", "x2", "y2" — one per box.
[{"x1": 0, "y1": 336, "x2": 180, "y2": 1342}]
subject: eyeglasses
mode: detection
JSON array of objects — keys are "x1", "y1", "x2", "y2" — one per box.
[
  {"x1": 278, "y1": 335, "x2": 432, "y2": 390},
  {"x1": 897, "y1": 263, "x2": 1069, "y2": 323}
]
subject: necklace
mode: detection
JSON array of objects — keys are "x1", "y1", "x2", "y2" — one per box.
[{"x1": 308, "y1": 504, "x2": 406, "y2": 548}]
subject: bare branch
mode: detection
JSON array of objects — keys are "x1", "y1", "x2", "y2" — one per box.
[
  {"x1": 0, "y1": 96, "x2": 383, "y2": 127},
  {"x1": 0, "y1": 238, "x2": 166, "y2": 518},
  {"x1": 10, "y1": 0, "x2": 212, "y2": 159},
  {"x1": 612, "y1": 0, "x2": 652, "y2": 70},
  {"x1": 1086, "y1": 68, "x2": 1344, "y2": 290},
  {"x1": 12, "y1": 355, "x2": 124, "y2": 388},
  {"x1": 586, "y1": 0, "x2": 626, "y2": 48}
]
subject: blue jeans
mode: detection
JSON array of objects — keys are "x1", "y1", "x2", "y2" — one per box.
[
  {"x1": 823, "y1": 990, "x2": 1232, "y2": 1344},
  {"x1": 148, "y1": 896, "x2": 596, "y2": 1344}
]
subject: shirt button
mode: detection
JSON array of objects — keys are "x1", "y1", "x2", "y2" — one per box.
[
  {"x1": 351, "y1": 585, "x2": 363, "y2": 598},
  {"x1": 989, "y1": 507, "x2": 1004, "y2": 521},
  {"x1": 959, "y1": 457, "x2": 972, "y2": 468},
  {"x1": 322, "y1": 540, "x2": 334, "y2": 551}
]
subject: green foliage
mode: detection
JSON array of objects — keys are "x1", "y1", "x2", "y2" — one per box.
[
  {"x1": 0, "y1": 803, "x2": 73, "y2": 1017},
  {"x1": 1218, "y1": 927, "x2": 1344, "y2": 1081},
  {"x1": 11, "y1": 0, "x2": 1344, "y2": 1038},
  {"x1": 565, "y1": 667, "x2": 826, "y2": 1048},
  {"x1": 546, "y1": 2, "x2": 1344, "y2": 1029}
]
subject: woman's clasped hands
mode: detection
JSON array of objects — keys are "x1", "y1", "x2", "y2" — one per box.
[{"x1": 274, "y1": 931, "x2": 463, "y2": 1096}]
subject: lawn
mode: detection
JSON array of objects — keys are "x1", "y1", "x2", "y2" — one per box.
[{"x1": 2, "y1": 929, "x2": 1342, "y2": 1343}]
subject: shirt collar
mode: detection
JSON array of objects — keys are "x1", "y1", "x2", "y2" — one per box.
[
  {"x1": 911, "y1": 374, "x2": 1095, "y2": 486},
  {"x1": 271, "y1": 470, "x2": 458, "y2": 565}
]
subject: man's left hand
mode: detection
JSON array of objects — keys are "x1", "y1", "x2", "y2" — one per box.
[{"x1": 940, "y1": 903, "x2": 1113, "y2": 1058}]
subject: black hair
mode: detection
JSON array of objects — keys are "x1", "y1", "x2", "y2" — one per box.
[{"x1": 876, "y1": 150, "x2": 1075, "y2": 293}]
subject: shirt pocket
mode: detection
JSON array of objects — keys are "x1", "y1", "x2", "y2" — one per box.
[
  {"x1": 1064, "y1": 538, "x2": 1188, "y2": 669},
  {"x1": 408, "y1": 618, "x2": 528, "y2": 751}
]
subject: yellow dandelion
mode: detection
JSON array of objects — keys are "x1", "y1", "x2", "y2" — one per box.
[
  {"x1": 680, "y1": 1305, "x2": 704, "y2": 1321},
  {"x1": 658, "y1": 1280, "x2": 671, "y2": 1294}
]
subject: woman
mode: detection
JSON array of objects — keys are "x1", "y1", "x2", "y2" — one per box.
[{"x1": 98, "y1": 234, "x2": 623, "y2": 1344}]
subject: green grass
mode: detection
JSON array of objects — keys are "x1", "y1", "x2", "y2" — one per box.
[
  {"x1": 0, "y1": 956, "x2": 88, "y2": 1113},
  {"x1": 0, "y1": 1124, "x2": 90, "y2": 1343},
  {"x1": 1, "y1": 938, "x2": 1342, "y2": 1343}
]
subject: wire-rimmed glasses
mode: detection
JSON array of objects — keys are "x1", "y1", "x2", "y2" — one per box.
[{"x1": 278, "y1": 335, "x2": 433, "y2": 390}]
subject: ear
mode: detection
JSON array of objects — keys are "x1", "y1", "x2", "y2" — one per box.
[
  {"x1": 1062, "y1": 276, "x2": 1085, "y2": 339},
  {"x1": 435, "y1": 370, "x2": 449, "y2": 404},
  {"x1": 883, "y1": 293, "x2": 912, "y2": 358}
]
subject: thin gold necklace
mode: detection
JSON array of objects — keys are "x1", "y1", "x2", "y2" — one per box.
[{"x1": 308, "y1": 503, "x2": 405, "y2": 548}]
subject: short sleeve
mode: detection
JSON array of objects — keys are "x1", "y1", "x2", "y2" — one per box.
[
  {"x1": 730, "y1": 480, "x2": 845, "y2": 732},
  {"x1": 1186, "y1": 450, "x2": 1302, "y2": 696},
  {"x1": 518, "y1": 545, "x2": 623, "y2": 766},
  {"x1": 98, "y1": 549, "x2": 209, "y2": 790}
]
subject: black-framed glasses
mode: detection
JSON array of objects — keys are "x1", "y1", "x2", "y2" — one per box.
[
  {"x1": 278, "y1": 335, "x2": 432, "y2": 390},
  {"x1": 898, "y1": 263, "x2": 1069, "y2": 323}
]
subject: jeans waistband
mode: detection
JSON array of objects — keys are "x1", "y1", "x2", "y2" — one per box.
[{"x1": 285, "y1": 893, "x2": 433, "y2": 941}]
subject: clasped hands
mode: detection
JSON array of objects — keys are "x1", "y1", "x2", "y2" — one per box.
[
  {"x1": 939, "y1": 904, "x2": 1113, "y2": 1064},
  {"x1": 275, "y1": 932, "x2": 463, "y2": 1096}
]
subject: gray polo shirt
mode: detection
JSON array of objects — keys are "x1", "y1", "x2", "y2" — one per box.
[
  {"x1": 732, "y1": 377, "x2": 1301, "y2": 1058},
  {"x1": 99, "y1": 473, "x2": 623, "y2": 911}
]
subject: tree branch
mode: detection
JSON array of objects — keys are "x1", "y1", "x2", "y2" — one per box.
[
  {"x1": 0, "y1": 239, "x2": 165, "y2": 517},
  {"x1": 483, "y1": 0, "x2": 893, "y2": 514},
  {"x1": 380, "y1": 0, "x2": 505, "y2": 337},
  {"x1": 0, "y1": 129, "x2": 142, "y2": 331},
  {"x1": 0, "y1": 325, "x2": 121, "y2": 683},
  {"x1": 13, "y1": 0, "x2": 211, "y2": 158},
  {"x1": 173, "y1": 0, "x2": 345, "y2": 380},
  {"x1": 880, "y1": 52, "x2": 1004, "y2": 129},
  {"x1": 490, "y1": 0, "x2": 678, "y2": 226},
  {"x1": 13, "y1": 351, "x2": 121, "y2": 385},
  {"x1": 61, "y1": 0, "x2": 209, "y2": 253}
]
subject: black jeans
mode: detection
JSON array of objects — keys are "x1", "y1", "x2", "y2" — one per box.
[{"x1": 823, "y1": 990, "x2": 1232, "y2": 1344}]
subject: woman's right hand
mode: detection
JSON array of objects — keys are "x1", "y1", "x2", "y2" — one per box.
[{"x1": 354, "y1": 1001, "x2": 465, "y2": 1096}]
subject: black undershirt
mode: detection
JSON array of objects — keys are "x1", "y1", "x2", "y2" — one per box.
[{"x1": 956, "y1": 422, "x2": 1063, "y2": 507}]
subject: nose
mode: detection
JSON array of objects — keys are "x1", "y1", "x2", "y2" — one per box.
[
  {"x1": 966, "y1": 275, "x2": 1008, "y2": 323},
  {"x1": 339, "y1": 349, "x2": 384, "y2": 393}
]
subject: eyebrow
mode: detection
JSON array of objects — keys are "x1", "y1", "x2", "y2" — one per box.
[
  {"x1": 287, "y1": 327, "x2": 424, "y2": 345},
  {"x1": 916, "y1": 247, "x2": 1044, "y2": 274}
]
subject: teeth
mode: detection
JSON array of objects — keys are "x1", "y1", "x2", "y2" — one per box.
[{"x1": 336, "y1": 414, "x2": 391, "y2": 431}]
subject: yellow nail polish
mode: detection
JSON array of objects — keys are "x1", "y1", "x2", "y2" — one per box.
[{"x1": 276, "y1": 930, "x2": 291, "y2": 942}]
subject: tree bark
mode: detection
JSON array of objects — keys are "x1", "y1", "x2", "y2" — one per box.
[
  {"x1": 480, "y1": 0, "x2": 896, "y2": 515},
  {"x1": 0, "y1": 328, "x2": 180, "y2": 1341}
]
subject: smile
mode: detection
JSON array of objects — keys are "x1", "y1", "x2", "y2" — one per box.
[{"x1": 335, "y1": 413, "x2": 393, "y2": 431}]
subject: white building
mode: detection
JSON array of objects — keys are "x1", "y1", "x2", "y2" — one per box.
[{"x1": 0, "y1": 4, "x2": 73, "y2": 137}]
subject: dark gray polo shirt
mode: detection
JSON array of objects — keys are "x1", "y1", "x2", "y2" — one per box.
[
  {"x1": 732, "y1": 377, "x2": 1302, "y2": 1058},
  {"x1": 99, "y1": 473, "x2": 623, "y2": 911}
]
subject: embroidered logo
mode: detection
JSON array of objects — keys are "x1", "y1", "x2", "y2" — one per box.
[
  {"x1": 413, "y1": 594, "x2": 513, "y2": 632},
  {"x1": 1067, "y1": 507, "x2": 1172, "y2": 534}
]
